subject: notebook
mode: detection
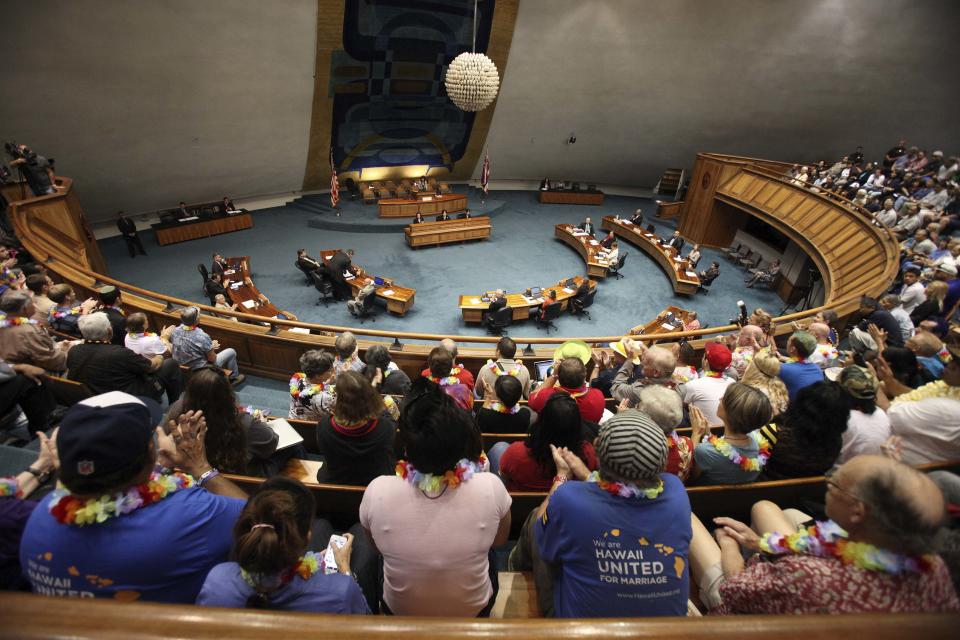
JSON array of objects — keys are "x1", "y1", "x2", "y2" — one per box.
[{"x1": 267, "y1": 418, "x2": 305, "y2": 451}]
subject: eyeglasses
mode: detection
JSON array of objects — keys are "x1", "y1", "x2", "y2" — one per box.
[{"x1": 824, "y1": 469, "x2": 861, "y2": 502}]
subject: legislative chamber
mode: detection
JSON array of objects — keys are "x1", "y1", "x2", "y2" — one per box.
[{"x1": 2, "y1": 1, "x2": 956, "y2": 638}]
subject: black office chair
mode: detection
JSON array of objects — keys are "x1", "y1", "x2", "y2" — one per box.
[
  {"x1": 295, "y1": 261, "x2": 314, "y2": 285},
  {"x1": 740, "y1": 253, "x2": 762, "y2": 270},
  {"x1": 197, "y1": 264, "x2": 209, "y2": 292},
  {"x1": 535, "y1": 301, "x2": 563, "y2": 333},
  {"x1": 486, "y1": 305, "x2": 513, "y2": 335},
  {"x1": 355, "y1": 290, "x2": 377, "y2": 324},
  {"x1": 608, "y1": 252, "x2": 628, "y2": 279},
  {"x1": 571, "y1": 288, "x2": 597, "y2": 320},
  {"x1": 724, "y1": 243, "x2": 742, "y2": 259},
  {"x1": 571, "y1": 182, "x2": 581, "y2": 191},
  {"x1": 344, "y1": 178, "x2": 360, "y2": 201},
  {"x1": 586, "y1": 184, "x2": 597, "y2": 192},
  {"x1": 311, "y1": 272, "x2": 334, "y2": 306},
  {"x1": 698, "y1": 271, "x2": 719, "y2": 294},
  {"x1": 202, "y1": 280, "x2": 218, "y2": 306}
]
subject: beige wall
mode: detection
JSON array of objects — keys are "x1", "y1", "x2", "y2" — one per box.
[
  {"x1": 2, "y1": 0, "x2": 957, "y2": 222},
  {"x1": 477, "y1": 0, "x2": 959, "y2": 185},
  {"x1": 0, "y1": 0, "x2": 317, "y2": 221}
]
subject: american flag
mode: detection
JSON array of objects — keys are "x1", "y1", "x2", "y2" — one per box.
[
  {"x1": 481, "y1": 151, "x2": 490, "y2": 195},
  {"x1": 329, "y1": 148, "x2": 340, "y2": 209}
]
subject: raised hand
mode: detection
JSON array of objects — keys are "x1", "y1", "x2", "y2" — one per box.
[
  {"x1": 559, "y1": 448, "x2": 591, "y2": 481},
  {"x1": 550, "y1": 444, "x2": 572, "y2": 480}
]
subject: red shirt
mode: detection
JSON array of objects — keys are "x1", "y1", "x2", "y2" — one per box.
[
  {"x1": 420, "y1": 365, "x2": 475, "y2": 391},
  {"x1": 716, "y1": 554, "x2": 959, "y2": 615},
  {"x1": 499, "y1": 440, "x2": 598, "y2": 491},
  {"x1": 528, "y1": 385, "x2": 606, "y2": 424}
]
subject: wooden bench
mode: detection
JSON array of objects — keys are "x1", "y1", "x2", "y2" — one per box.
[
  {"x1": 404, "y1": 216, "x2": 492, "y2": 248},
  {"x1": 41, "y1": 375, "x2": 94, "y2": 407}
]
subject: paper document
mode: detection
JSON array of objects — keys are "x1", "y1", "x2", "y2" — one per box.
[
  {"x1": 686, "y1": 271, "x2": 698, "y2": 278},
  {"x1": 241, "y1": 299, "x2": 256, "y2": 309},
  {"x1": 471, "y1": 298, "x2": 481, "y2": 304},
  {"x1": 589, "y1": 240, "x2": 599, "y2": 246},
  {"x1": 622, "y1": 220, "x2": 633, "y2": 225},
  {"x1": 267, "y1": 418, "x2": 305, "y2": 451},
  {"x1": 661, "y1": 323, "x2": 676, "y2": 330},
  {"x1": 563, "y1": 287, "x2": 575, "y2": 294},
  {"x1": 230, "y1": 283, "x2": 241, "y2": 289},
  {"x1": 382, "y1": 289, "x2": 395, "y2": 296},
  {"x1": 287, "y1": 327, "x2": 310, "y2": 334},
  {"x1": 224, "y1": 269, "x2": 235, "y2": 276}
]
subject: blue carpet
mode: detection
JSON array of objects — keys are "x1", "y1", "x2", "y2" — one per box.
[{"x1": 98, "y1": 188, "x2": 782, "y2": 340}]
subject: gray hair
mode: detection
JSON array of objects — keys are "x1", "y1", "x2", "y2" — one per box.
[
  {"x1": 636, "y1": 386, "x2": 683, "y2": 434},
  {"x1": 299, "y1": 349, "x2": 334, "y2": 378},
  {"x1": 78, "y1": 312, "x2": 112, "y2": 341},
  {"x1": 0, "y1": 290, "x2": 31, "y2": 315},
  {"x1": 335, "y1": 331, "x2": 357, "y2": 359},
  {"x1": 180, "y1": 306, "x2": 200, "y2": 326},
  {"x1": 440, "y1": 338, "x2": 458, "y2": 359}
]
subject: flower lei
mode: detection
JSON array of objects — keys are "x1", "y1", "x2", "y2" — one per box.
[
  {"x1": 489, "y1": 402, "x2": 520, "y2": 415},
  {"x1": 241, "y1": 551, "x2": 322, "y2": 590},
  {"x1": 127, "y1": 331, "x2": 157, "y2": 339},
  {"x1": 48, "y1": 471, "x2": 194, "y2": 526},
  {"x1": 49, "y1": 306, "x2": 82, "y2": 320},
  {"x1": 936, "y1": 347, "x2": 952, "y2": 365},
  {"x1": 179, "y1": 324, "x2": 199, "y2": 332},
  {"x1": 0, "y1": 477, "x2": 21, "y2": 498},
  {"x1": 426, "y1": 366, "x2": 463, "y2": 386},
  {"x1": 892, "y1": 380, "x2": 960, "y2": 405},
  {"x1": 588, "y1": 471, "x2": 664, "y2": 499},
  {"x1": 759, "y1": 520, "x2": 934, "y2": 575},
  {"x1": 0, "y1": 313, "x2": 37, "y2": 328},
  {"x1": 239, "y1": 405, "x2": 268, "y2": 421},
  {"x1": 289, "y1": 372, "x2": 331, "y2": 401},
  {"x1": 706, "y1": 433, "x2": 771, "y2": 472},
  {"x1": 703, "y1": 370, "x2": 725, "y2": 379},
  {"x1": 395, "y1": 453, "x2": 487, "y2": 493},
  {"x1": 486, "y1": 360, "x2": 523, "y2": 377}
]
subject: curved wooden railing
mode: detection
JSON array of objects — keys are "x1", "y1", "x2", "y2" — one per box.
[{"x1": 7, "y1": 155, "x2": 899, "y2": 381}]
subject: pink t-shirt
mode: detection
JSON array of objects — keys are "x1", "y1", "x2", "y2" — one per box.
[{"x1": 359, "y1": 472, "x2": 511, "y2": 616}]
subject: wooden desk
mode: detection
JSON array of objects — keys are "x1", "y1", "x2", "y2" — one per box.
[
  {"x1": 152, "y1": 213, "x2": 252, "y2": 246},
  {"x1": 404, "y1": 216, "x2": 492, "y2": 248},
  {"x1": 458, "y1": 276, "x2": 594, "y2": 323},
  {"x1": 601, "y1": 216, "x2": 700, "y2": 294},
  {"x1": 554, "y1": 224, "x2": 612, "y2": 279},
  {"x1": 222, "y1": 257, "x2": 295, "y2": 320},
  {"x1": 629, "y1": 305, "x2": 692, "y2": 336},
  {"x1": 539, "y1": 190, "x2": 604, "y2": 205},
  {"x1": 319, "y1": 250, "x2": 416, "y2": 316},
  {"x1": 378, "y1": 193, "x2": 467, "y2": 218}
]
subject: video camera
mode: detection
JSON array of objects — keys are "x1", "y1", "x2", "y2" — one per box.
[{"x1": 729, "y1": 300, "x2": 749, "y2": 327}]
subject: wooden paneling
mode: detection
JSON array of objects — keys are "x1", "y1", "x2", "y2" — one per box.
[
  {"x1": 152, "y1": 213, "x2": 253, "y2": 245},
  {"x1": 554, "y1": 224, "x2": 611, "y2": 278},
  {"x1": 458, "y1": 276, "x2": 593, "y2": 323},
  {"x1": 378, "y1": 194, "x2": 467, "y2": 218},
  {"x1": 405, "y1": 216, "x2": 491, "y2": 247},
  {"x1": 538, "y1": 190, "x2": 604, "y2": 205},
  {"x1": 602, "y1": 217, "x2": 700, "y2": 294}
]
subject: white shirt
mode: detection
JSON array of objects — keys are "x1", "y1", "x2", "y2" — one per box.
[
  {"x1": 124, "y1": 332, "x2": 167, "y2": 359},
  {"x1": 899, "y1": 281, "x2": 926, "y2": 314},
  {"x1": 875, "y1": 208, "x2": 898, "y2": 227},
  {"x1": 888, "y1": 392, "x2": 960, "y2": 465},
  {"x1": 836, "y1": 408, "x2": 891, "y2": 466},
  {"x1": 682, "y1": 375, "x2": 733, "y2": 425},
  {"x1": 889, "y1": 306, "x2": 914, "y2": 342}
]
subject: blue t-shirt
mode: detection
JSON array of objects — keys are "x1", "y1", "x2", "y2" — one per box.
[
  {"x1": 197, "y1": 562, "x2": 370, "y2": 614},
  {"x1": 20, "y1": 487, "x2": 244, "y2": 603},
  {"x1": 535, "y1": 474, "x2": 691, "y2": 618},
  {"x1": 778, "y1": 361, "x2": 824, "y2": 401},
  {"x1": 693, "y1": 432, "x2": 762, "y2": 485}
]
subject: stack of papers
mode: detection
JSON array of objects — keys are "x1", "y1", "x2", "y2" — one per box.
[
  {"x1": 589, "y1": 240, "x2": 599, "y2": 246},
  {"x1": 622, "y1": 220, "x2": 633, "y2": 225},
  {"x1": 563, "y1": 287, "x2": 575, "y2": 294},
  {"x1": 686, "y1": 270, "x2": 699, "y2": 278},
  {"x1": 230, "y1": 283, "x2": 242, "y2": 289},
  {"x1": 471, "y1": 298, "x2": 481, "y2": 304},
  {"x1": 178, "y1": 216, "x2": 199, "y2": 222},
  {"x1": 382, "y1": 289, "x2": 395, "y2": 296},
  {"x1": 287, "y1": 327, "x2": 310, "y2": 334},
  {"x1": 224, "y1": 269, "x2": 235, "y2": 276},
  {"x1": 241, "y1": 299, "x2": 256, "y2": 309},
  {"x1": 661, "y1": 322, "x2": 676, "y2": 330}
]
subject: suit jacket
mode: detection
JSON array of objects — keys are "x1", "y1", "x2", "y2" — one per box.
[
  {"x1": 436, "y1": 213, "x2": 450, "y2": 221},
  {"x1": 600, "y1": 234, "x2": 616, "y2": 249},
  {"x1": 328, "y1": 251, "x2": 352, "y2": 280},
  {"x1": 577, "y1": 222, "x2": 595, "y2": 235},
  {"x1": 297, "y1": 255, "x2": 321, "y2": 272},
  {"x1": 630, "y1": 214, "x2": 643, "y2": 225},
  {"x1": 116, "y1": 217, "x2": 137, "y2": 236},
  {"x1": 211, "y1": 259, "x2": 229, "y2": 277},
  {"x1": 457, "y1": 213, "x2": 470, "y2": 219},
  {"x1": 204, "y1": 279, "x2": 228, "y2": 304},
  {"x1": 99, "y1": 306, "x2": 128, "y2": 346},
  {"x1": 488, "y1": 296, "x2": 507, "y2": 313},
  {"x1": 665, "y1": 236, "x2": 685, "y2": 251},
  {"x1": 223, "y1": 200, "x2": 235, "y2": 211}
]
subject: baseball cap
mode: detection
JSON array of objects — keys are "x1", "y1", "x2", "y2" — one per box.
[
  {"x1": 837, "y1": 365, "x2": 878, "y2": 399},
  {"x1": 704, "y1": 343, "x2": 732, "y2": 372},
  {"x1": 595, "y1": 410, "x2": 668, "y2": 482},
  {"x1": 57, "y1": 391, "x2": 163, "y2": 491},
  {"x1": 791, "y1": 331, "x2": 817, "y2": 356}
]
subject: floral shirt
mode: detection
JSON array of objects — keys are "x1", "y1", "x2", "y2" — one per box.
[
  {"x1": 730, "y1": 346, "x2": 756, "y2": 379},
  {"x1": 715, "y1": 554, "x2": 959, "y2": 615},
  {"x1": 665, "y1": 432, "x2": 693, "y2": 483},
  {"x1": 288, "y1": 377, "x2": 336, "y2": 421}
]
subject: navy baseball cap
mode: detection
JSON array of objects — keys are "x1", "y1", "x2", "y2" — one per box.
[{"x1": 57, "y1": 392, "x2": 163, "y2": 490}]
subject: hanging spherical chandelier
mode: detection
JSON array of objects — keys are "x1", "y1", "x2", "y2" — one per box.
[{"x1": 444, "y1": 52, "x2": 500, "y2": 112}]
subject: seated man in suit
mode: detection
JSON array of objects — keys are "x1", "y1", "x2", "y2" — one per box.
[
  {"x1": 221, "y1": 196, "x2": 236, "y2": 213},
  {"x1": 599, "y1": 230, "x2": 616, "y2": 249},
  {"x1": 436, "y1": 209, "x2": 450, "y2": 221},
  {"x1": 540, "y1": 177, "x2": 551, "y2": 191},
  {"x1": 630, "y1": 209, "x2": 644, "y2": 225},
  {"x1": 203, "y1": 272, "x2": 230, "y2": 305},
  {"x1": 483, "y1": 289, "x2": 507, "y2": 326},
  {"x1": 296, "y1": 248, "x2": 321, "y2": 274},
  {"x1": 211, "y1": 253, "x2": 229, "y2": 277},
  {"x1": 699, "y1": 261, "x2": 721, "y2": 285},
  {"x1": 177, "y1": 201, "x2": 191, "y2": 218},
  {"x1": 577, "y1": 217, "x2": 595, "y2": 236},
  {"x1": 662, "y1": 230, "x2": 685, "y2": 252},
  {"x1": 347, "y1": 281, "x2": 376, "y2": 317},
  {"x1": 571, "y1": 280, "x2": 593, "y2": 314},
  {"x1": 457, "y1": 209, "x2": 472, "y2": 219},
  {"x1": 412, "y1": 211, "x2": 424, "y2": 224}
]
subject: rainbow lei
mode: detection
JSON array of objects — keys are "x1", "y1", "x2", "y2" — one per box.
[
  {"x1": 48, "y1": 471, "x2": 194, "y2": 526},
  {"x1": 49, "y1": 306, "x2": 82, "y2": 320},
  {"x1": 179, "y1": 324, "x2": 199, "y2": 332},
  {"x1": 127, "y1": 331, "x2": 157, "y2": 339},
  {"x1": 486, "y1": 360, "x2": 523, "y2": 377},
  {"x1": 241, "y1": 551, "x2": 322, "y2": 590},
  {"x1": 289, "y1": 372, "x2": 331, "y2": 401},
  {"x1": 1, "y1": 477, "x2": 21, "y2": 498},
  {"x1": 588, "y1": 471, "x2": 664, "y2": 499},
  {"x1": 703, "y1": 370, "x2": 725, "y2": 379},
  {"x1": 489, "y1": 402, "x2": 520, "y2": 415},
  {"x1": 395, "y1": 453, "x2": 487, "y2": 493},
  {"x1": 426, "y1": 366, "x2": 463, "y2": 386},
  {"x1": 0, "y1": 313, "x2": 37, "y2": 328},
  {"x1": 706, "y1": 433, "x2": 771, "y2": 472},
  {"x1": 759, "y1": 520, "x2": 934, "y2": 575}
]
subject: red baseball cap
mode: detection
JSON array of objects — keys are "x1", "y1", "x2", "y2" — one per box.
[{"x1": 704, "y1": 343, "x2": 732, "y2": 372}]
